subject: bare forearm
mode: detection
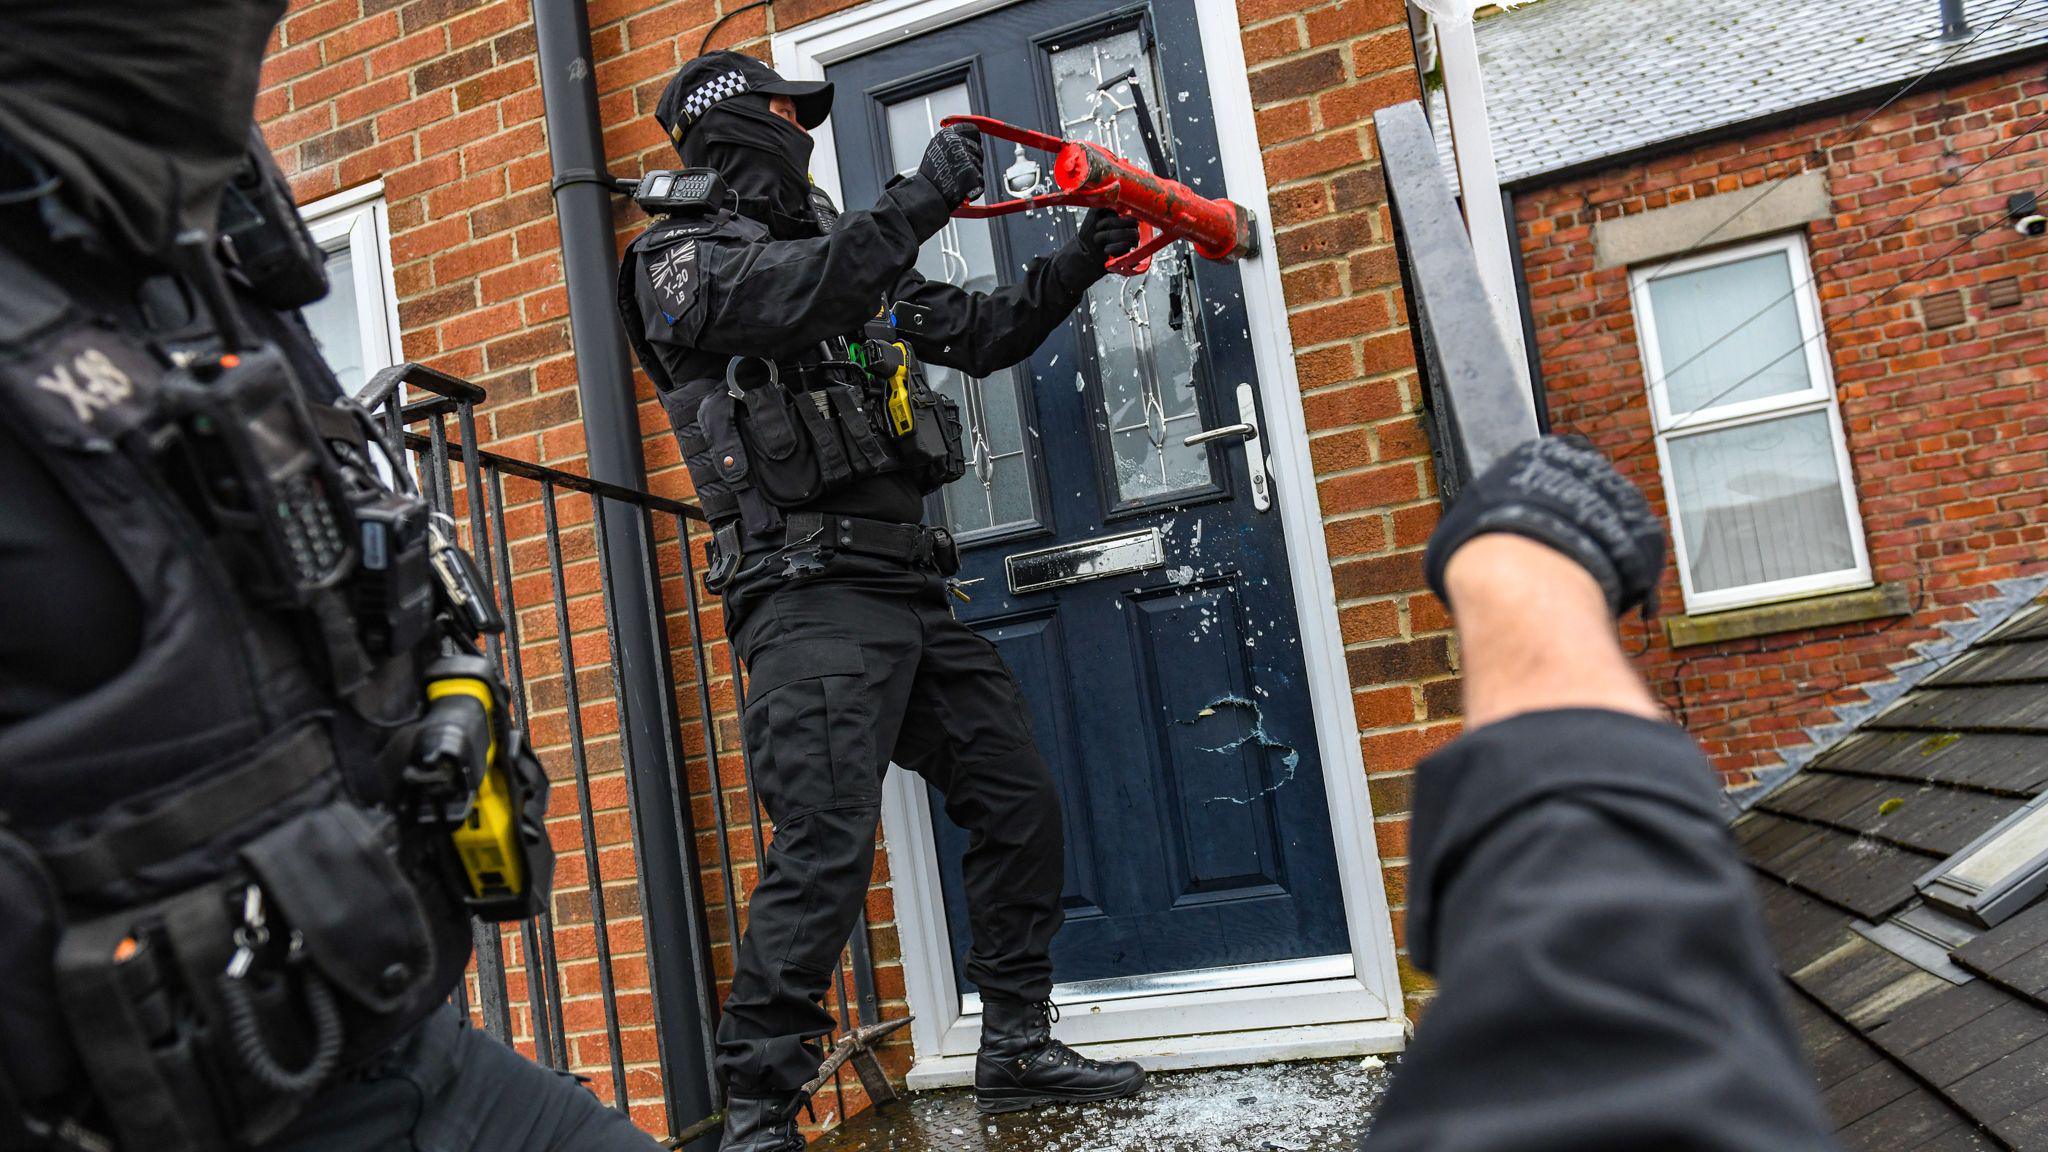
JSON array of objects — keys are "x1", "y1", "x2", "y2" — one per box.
[{"x1": 1443, "y1": 534, "x2": 1661, "y2": 729}]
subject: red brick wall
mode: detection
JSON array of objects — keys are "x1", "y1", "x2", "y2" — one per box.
[
  {"x1": 1515, "y1": 60, "x2": 2048, "y2": 789},
  {"x1": 257, "y1": 0, "x2": 1439, "y2": 1134},
  {"x1": 1237, "y1": 0, "x2": 1451, "y2": 1017}
]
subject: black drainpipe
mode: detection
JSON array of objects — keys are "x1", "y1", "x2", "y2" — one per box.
[
  {"x1": 1500, "y1": 187, "x2": 1549, "y2": 433},
  {"x1": 532, "y1": 0, "x2": 719, "y2": 1142}
]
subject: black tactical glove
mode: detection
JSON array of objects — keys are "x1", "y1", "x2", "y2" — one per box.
[
  {"x1": 1075, "y1": 207, "x2": 1141, "y2": 262},
  {"x1": 919, "y1": 123, "x2": 985, "y2": 208},
  {"x1": 1423, "y1": 435, "x2": 1666, "y2": 618}
]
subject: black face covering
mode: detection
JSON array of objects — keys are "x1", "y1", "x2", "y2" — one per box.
[
  {"x1": 680, "y1": 95, "x2": 817, "y2": 240},
  {"x1": 0, "y1": 0, "x2": 288, "y2": 264}
]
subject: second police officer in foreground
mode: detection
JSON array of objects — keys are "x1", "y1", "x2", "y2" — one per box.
[
  {"x1": 0, "y1": 1, "x2": 661, "y2": 1149},
  {"x1": 618, "y1": 50, "x2": 1149, "y2": 1152}
]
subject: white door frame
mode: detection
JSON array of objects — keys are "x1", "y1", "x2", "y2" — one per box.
[{"x1": 774, "y1": 0, "x2": 1406, "y2": 1087}]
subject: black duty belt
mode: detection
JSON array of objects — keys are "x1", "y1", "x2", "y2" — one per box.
[
  {"x1": 782, "y1": 511, "x2": 957, "y2": 572},
  {"x1": 38, "y1": 720, "x2": 335, "y2": 896},
  {"x1": 707, "y1": 512, "x2": 959, "y2": 593}
]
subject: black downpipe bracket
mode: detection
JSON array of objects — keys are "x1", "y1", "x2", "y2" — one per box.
[{"x1": 532, "y1": 0, "x2": 719, "y2": 1143}]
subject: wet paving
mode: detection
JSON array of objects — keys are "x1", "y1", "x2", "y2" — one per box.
[{"x1": 811, "y1": 1057, "x2": 1391, "y2": 1152}]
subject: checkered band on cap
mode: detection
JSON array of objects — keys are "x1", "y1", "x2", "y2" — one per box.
[{"x1": 681, "y1": 69, "x2": 748, "y2": 127}]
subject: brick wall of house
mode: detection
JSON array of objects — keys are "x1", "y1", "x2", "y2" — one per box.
[
  {"x1": 1514, "y1": 60, "x2": 2048, "y2": 789},
  {"x1": 257, "y1": 0, "x2": 1440, "y2": 1136}
]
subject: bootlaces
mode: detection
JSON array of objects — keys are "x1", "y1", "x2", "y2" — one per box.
[{"x1": 1030, "y1": 1002, "x2": 1115, "y2": 1073}]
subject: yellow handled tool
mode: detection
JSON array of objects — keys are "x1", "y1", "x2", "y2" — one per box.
[
  {"x1": 884, "y1": 349, "x2": 915, "y2": 438},
  {"x1": 423, "y1": 669, "x2": 525, "y2": 903}
]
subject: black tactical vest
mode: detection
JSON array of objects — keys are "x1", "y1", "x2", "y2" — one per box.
[
  {"x1": 0, "y1": 245, "x2": 519, "y2": 1152},
  {"x1": 616, "y1": 191, "x2": 965, "y2": 551}
]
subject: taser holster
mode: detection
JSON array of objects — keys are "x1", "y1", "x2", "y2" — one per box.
[{"x1": 412, "y1": 653, "x2": 555, "y2": 923}]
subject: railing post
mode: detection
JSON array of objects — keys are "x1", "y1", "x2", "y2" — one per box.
[{"x1": 368, "y1": 362, "x2": 718, "y2": 1138}]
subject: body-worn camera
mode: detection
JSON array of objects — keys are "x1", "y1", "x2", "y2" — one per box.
[
  {"x1": 217, "y1": 126, "x2": 330, "y2": 309},
  {"x1": 352, "y1": 489, "x2": 435, "y2": 656}
]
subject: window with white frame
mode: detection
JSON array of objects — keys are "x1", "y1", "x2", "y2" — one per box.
[
  {"x1": 1630, "y1": 233, "x2": 1870, "y2": 614},
  {"x1": 299, "y1": 182, "x2": 403, "y2": 397}
]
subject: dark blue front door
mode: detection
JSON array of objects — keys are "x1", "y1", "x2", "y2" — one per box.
[{"x1": 828, "y1": 0, "x2": 1347, "y2": 989}]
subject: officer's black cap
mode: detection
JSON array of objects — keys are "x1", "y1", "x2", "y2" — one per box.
[{"x1": 655, "y1": 50, "x2": 834, "y2": 146}]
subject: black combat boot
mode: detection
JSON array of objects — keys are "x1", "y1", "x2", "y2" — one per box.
[
  {"x1": 975, "y1": 998, "x2": 1146, "y2": 1113},
  {"x1": 719, "y1": 1094, "x2": 806, "y2": 1152}
]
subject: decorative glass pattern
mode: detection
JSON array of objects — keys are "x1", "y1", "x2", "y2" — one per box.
[
  {"x1": 886, "y1": 85, "x2": 1038, "y2": 535},
  {"x1": 1052, "y1": 28, "x2": 1213, "y2": 503}
]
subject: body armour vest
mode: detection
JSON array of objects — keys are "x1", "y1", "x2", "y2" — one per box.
[
  {"x1": 616, "y1": 188, "x2": 965, "y2": 549},
  {"x1": 0, "y1": 241, "x2": 548, "y2": 1152}
]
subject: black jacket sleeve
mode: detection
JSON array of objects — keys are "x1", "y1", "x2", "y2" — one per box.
[
  {"x1": 887, "y1": 243, "x2": 1100, "y2": 378},
  {"x1": 1366, "y1": 709, "x2": 1837, "y2": 1152},
  {"x1": 652, "y1": 174, "x2": 1101, "y2": 375},
  {"x1": 672, "y1": 176, "x2": 956, "y2": 357}
]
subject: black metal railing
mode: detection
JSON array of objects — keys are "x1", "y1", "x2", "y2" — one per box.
[
  {"x1": 358, "y1": 363, "x2": 892, "y2": 1146},
  {"x1": 1374, "y1": 101, "x2": 1539, "y2": 499}
]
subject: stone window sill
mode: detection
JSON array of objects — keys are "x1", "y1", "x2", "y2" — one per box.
[{"x1": 1664, "y1": 582, "x2": 1912, "y2": 648}]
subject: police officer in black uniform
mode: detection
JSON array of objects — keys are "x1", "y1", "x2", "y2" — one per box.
[
  {"x1": 618, "y1": 51, "x2": 1147, "y2": 1151},
  {"x1": 0, "y1": 3, "x2": 662, "y2": 1149}
]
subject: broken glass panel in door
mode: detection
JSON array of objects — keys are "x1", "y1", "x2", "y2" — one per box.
[
  {"x1": 1052, "y1": 28, "x2": 1213, "y2": 505},
  {"x1": 885, "y1": 85, "x2": 1039, "y2": 536}
]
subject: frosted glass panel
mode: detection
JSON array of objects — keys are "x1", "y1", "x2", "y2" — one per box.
[
  {"x1": 302, "y1": 241, "x2": 364, "y2": 394},
  {"x1": 1647, "y1": 249, "x2": 1812, "y2": 419},
  {"x1": 886, "y1": 84, "x2": 1036, "y2": 536},
  {"x1": 1667, "y1": 412, "x2": 1856, "y2": 595},
  {"x1": 1053, "y1": 29, "x2": 1212, "y2": 503}
]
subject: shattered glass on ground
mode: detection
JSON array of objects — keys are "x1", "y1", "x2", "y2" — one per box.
[{"x1": 812, "y1": 1058, "x2": 1391, "y2": 1152}]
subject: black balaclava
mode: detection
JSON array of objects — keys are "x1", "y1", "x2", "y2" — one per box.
[
  {"x1": 679, "y1": 94, "x2": 818, "y2": 240},
  {"x1": 0, "y1": 0, "x2": 289, "y2": 264}
]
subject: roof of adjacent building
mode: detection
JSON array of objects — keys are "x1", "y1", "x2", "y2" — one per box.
[
  {"x1": 1735, "y1": 587, "x2": 2048, "y2": 1147},
  {"x1": 1432, "y1": 0, "x2": 2048, "y2": 188}
]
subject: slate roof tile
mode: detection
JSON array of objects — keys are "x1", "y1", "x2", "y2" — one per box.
[
  {"x1": 1864, "y1": 978, "x2": 2012, "y2": 1055},
  {"x1": 1432, "y1": 0, "x2": 2048, "y2": 188},
  {"x1": 1839, "y1": 1090, "x2": 1974, "y2": 1151},
  {"x1": 1946, "y1": 1036, "x2": 2048, "y2": 1133},
  {"x1": 1823, "y1": 1058, "x2": 1925, "y2": 1129},
  {"x1": 1898, "y1": 1000, "x2": 2048, "y2": 1087},
  {"x1": 1741, "y1": 591, "x2": 2048, "y2": 1138},
  {"x1": 1954, "y1": 902, "x2": 2048, "y2": 972}
]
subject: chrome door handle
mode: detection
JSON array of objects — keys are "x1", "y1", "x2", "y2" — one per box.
[
  {"x1": 1182, "y1": 422, "x2": 1255, "y2": 447},
  {"x1": 1183, "y1": 382, "x2": 1271, "y2": 512}
]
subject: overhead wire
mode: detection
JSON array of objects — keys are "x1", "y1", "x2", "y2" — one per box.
[
  {"x1": 698, "y1": 1, "x2": 772, "y2": 57},
  {"x1": 1548, "y1": 8, "x2": 2045, "y2": 743},
  {"x1": 1610, "y1": 166, "x2": 2042, "y2": 467},
  {"x1": 1555, "y1": 105, "x2": 2046, "y2": 445},
  {"x1": 1619, "y1": 113, "x2": 2047, "y2": 428},
  {"x1": 1528, "y1": 0, "x2": 2036, "y2": 370}
]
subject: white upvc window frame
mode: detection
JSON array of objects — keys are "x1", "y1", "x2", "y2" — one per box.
[
  {"x1": 299, "y1": 180, "x2": 404, "y2": 397},
  {"x1": 1630, "y1": 232, "x2": 1872, "y2": 615}
]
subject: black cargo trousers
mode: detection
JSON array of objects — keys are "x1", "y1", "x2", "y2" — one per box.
[
  {"x1": 257, "y1": 1004, "x2": 659, "y2": 1151},
  {"x1": 716, "y1": 547, "x2": 1066, "y2": 1095}
]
